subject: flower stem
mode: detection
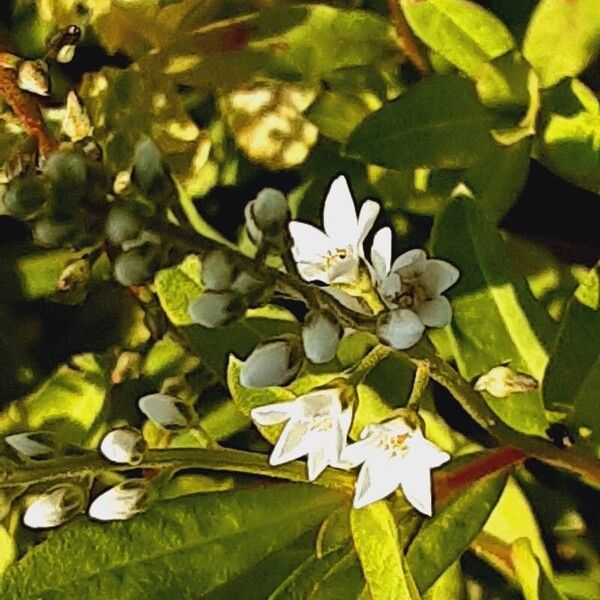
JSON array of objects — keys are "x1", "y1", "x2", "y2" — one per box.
[{"x1": 345, "y1": 343, "x2": 391, "y2": 385}]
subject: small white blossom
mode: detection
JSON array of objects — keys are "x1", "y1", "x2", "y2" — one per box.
[
  {"x1": 302, "y1": 310, "x2": 342, "y2": 364},
  {"x1": 5, "y1": 431, "x2": 56, "y2": 459},
  {"x1": 138, "y1": 393, "x2": 193, "y2": 430},
  {"x1": 288, "y1": 175, "x2": 379, "y2": 285},
  {"x1": 23, "y1": 484, "x2": 84, "y2": 529},
  {"x1": 342, "y1": 416, "x2": 450, "y2": 515},
  {"x1": 376, "y1": 308, "x2": 425, "y2": 350},
  {"x1": 474, "y1": 365, "x2": 538, "y2": 398},
  {"x1": 88, "y1": 479, "x2": 148, "y2": 522},
  {"x1": 371, "y1": 234, "x2": 459, "y2": 328},
  {"x1": 100, "y1": 427, "x2": 146, "y2": 465},
  {"x1": 251, "y1": 389, "x2": 352, "y2": 481},
  {"x1": 240, "y1": 337, "x2": 302, "y2": 388}
]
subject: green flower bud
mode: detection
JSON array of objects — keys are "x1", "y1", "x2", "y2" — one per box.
[
  {"x1": 188, "y1": 291, "x2": 247, "y2": 328},
  {"x1": 2, "y1": 175, "x2": 49, "y2": 219},
  {"x1": 132, "y1": 138, "x2": 175, "y2": 204},
  {"x1": 33, "y1": 217, "x2": 77, "y2": 248},
  {"x1": 240, "y1": 335, "x2": 302, "y2": 388},
  {"x1": 114, "y1": 248, "x2": 159, "y2": 286},
  {"x1": 105, "y1": 204, "x2": 143, "y2": 245},
  {"x1": 201, "y1": 250, "x2": 236, "y2": 291},
  {"x1": 302, "y1": 310, "x2": 343, "y2": 364},
  {"x1": 252, "y1": 188, "x2": 289, "y2": 235},
  {"x1": 43, "y1": 151, "x2": 88, "y2": 209}
]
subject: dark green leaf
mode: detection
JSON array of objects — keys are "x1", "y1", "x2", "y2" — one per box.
[
  {"x1": 407, "y1": 471, "x2": 508, "y2": 593},
  {"x1": 346, "y1": 75, "x2": 497, "y2": 170}
]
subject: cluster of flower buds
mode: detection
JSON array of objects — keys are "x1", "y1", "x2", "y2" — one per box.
[{"x1": 188, "y1": 248, "x2": 272, "y2": 328}]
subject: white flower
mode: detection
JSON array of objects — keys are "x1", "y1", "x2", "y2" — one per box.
[
  {"x1": 240, "y1": 337, "x2": 302, "y2": 388},
  {"x1": 5, "y1": 431, "x2": 56, "y2": 459},
  {"x1": 100, "y1": 427, "x2": 146, "y2": 465},
  {"x1": 302, "y1": 310, "x2": 342, "y2": 364},
  {"x1": 138, "y1": 393, "x2": 193, "y2": 430},
  {"x1": 370, "y1": 234, "x2": 459, "y2": 328},
  {"x1": 288, "y1": 175, "x2": 379, "y2": 285},
  {"x1": 251, "y1": 389, "x2": 352, "y2": 481},
  {"x1": 88, "y1": 479, "x2": 148, "y2": 522},
  {"x1": 23, "y1": 484, "x2": 85, "y2": 529},
  {"x1": 376, "y1": 308, "x2": 425, "y2": 350},
  {"x1": 342, "y1": 416, "x2": 450, "y2": 515}
]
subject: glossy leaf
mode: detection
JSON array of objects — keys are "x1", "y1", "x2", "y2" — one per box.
[
  {"x1": 400, "y1": 0, "x2": 514, "y2": 78},
  {"x1": 523, "y1": 0, "x2": 600, "y2": 88},
  {"x1": 406, "y1": 471, "x2": 507, "y2": 593},
  {"x1": 0, "y1": 483, "x2": 343, "y2": 599},
  {"x1": 346, "y1": 75, "x2": 498, "y2": 170},
  {"x1": 351, "y1": 502, "x2": 421, "y2": 599},
  {"x1": 431, "y1": 196, "x2": 552, "y2": 435}
]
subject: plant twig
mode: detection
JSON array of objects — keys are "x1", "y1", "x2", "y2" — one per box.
[{"x1": 387, "y1": 0, "x2": 431, "y2": 75}]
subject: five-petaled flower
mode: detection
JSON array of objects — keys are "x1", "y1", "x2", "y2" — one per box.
[
  {"x1": 250, "y1": 389, "x2": 352, "y2": 481},
  {"x1": 341, "y1": 416, "x2": 450, "y2": 515},
  {"x1": 288, "y1": 174, "x2": 379, "y2": 285},
  {"x1": 371, "y1": 234, "x2": 459, "y2": 329}
]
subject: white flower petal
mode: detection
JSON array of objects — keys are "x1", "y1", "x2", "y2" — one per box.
[
  {"x1": 5, "y1": 432, "x2": 54, "y2": 458},
  {"x1": 356, "y1": 200, "x2": 380, "y2": 250},
  {"x1": 353, "y1": 457, "x2": 401, "y2": 509},
  {"x1": 390, "y1": 249, "x2": 427, "y2": 276},
  {"x1": 324, "y1": 286, "x2": 369, "y2": 314},
  {"x1": 399, "y1": 461, "x2": 434, "y2": 516},
  {"x1": 417, "y1": 296, "x2": 453, "y2": 328},
  {"x1": 296, "y1": 260, "x2": 330, "y2": 284},
  {"x1": 288, "y1": 221, "x2": 332, "y2": 263},
  {"x1": 100, "y1": 428, "x2": 145, "y2": 465},
  {"x1": 296, "y1": 390, "x2": 341, "y2": 419},
  {"x1": 250, "y1": 400, "x2": 299, "y2": 426},
  {"x1": 377, "y1": 309, "x2": 425, "y2": 350},
  {"x1": 370, "y1": 227, "x2": 392, "y2": 282},
  {"x1": 88, "y1": 480, "x2": 147, "y2": 522},
  {"x1": 340, "y1": 437, "x2": 377, "y2": 468},
  {"x1": 422, "y1": 259, "x2": 460, "y2": 296},
  {"x1": 323, "y1": 175, "x2": 359, "y2": 247},
  {"x1": 307, "y1": 444, "x2": 329, "y2": 481},
  {"x1": 269, "y1": 419, "x2": 312, "y2": 465},
  {"x1": 409, "y1": 431, "x2": 451, "y2": 468},
  {"x1": 381, "y1": 272, "x2": 401, "y2": 303},
  {"x1": 138, "y1": 393, "x2": 190, "y2": 429}
]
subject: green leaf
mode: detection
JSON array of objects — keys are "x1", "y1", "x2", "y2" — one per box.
[
  {"x1": 406, "y1": 471, "x2": 507, "y2": 593},
  {"x1": 1, "y1": 483, "x2": 343, "y2": 599},
  {"x1": 316, "y1": 505, "x2": 351, "y2": 558},
  {"x1": 306, "y1": 550, "x2": 366, "y2": 599},
  {"x1": 543, "y1": 264, "x2": 600, "y2": 445},
  {"x1": 536, "y1": 79, "x2": 600, "y2": 194},
  {"x1": 423, "y1": 562, "x2": 464, "y2": 600},
  {"x1": 0, "y1": 526, "x2": 16, "y2": 576},
  {"x1": 400, "y1": 0, "x2": 514, "y2": 78},
  {"x1": 431, "y1": 196, "x2": 552, "y2": 436},
  {"x1": 512, "y1": 538, "x2": 568, "y2": 600},
  {"x1": 351, "y1": 502, "x2": 421, "y2": 599},
  {"x1": 346, "y1": 75, "x2": 498, "y2": 170},
  {"x1": 0, "y1": 354, "x2": 110, "y2": 446},
  {"x1": 523, "y1": 0, "x2": 600, "y2": 88}
]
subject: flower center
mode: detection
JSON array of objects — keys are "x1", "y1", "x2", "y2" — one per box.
[
  {"x1": 378, "y1": 432, "x2": 410, "y2": 457},
  {"x1": 392, "y1": 276, "x2": 429, "y2": 310},
  {"x1": 309, "y1": 414, "x2": 334, "y2": 432},
  {"x1": 320, "y1": 247, "x2": 353, "y2": 272}
]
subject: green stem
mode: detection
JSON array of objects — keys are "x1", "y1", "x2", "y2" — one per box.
[
  {"x1": 406, "y1": 361, "x2": 430, "y2": 409},
  {"x1": 345, "y1": 343, "x2": 391, "y2": 385},
  {"x1": 0, "y1": 448, "x2": 355, "y2": 492}
]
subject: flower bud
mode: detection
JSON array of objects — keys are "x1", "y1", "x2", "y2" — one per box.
[
  {"x1": 88, "y1": 479, "x2": 148, "y2": 522},
  {"x1": 138, "y1": 393, "x2": 194, "y2": 430},
  {"x1": 132, "y1": 138, "x2": 175, "y2": 204},
  {"x1": 33, "y1": 217, "x2": 77, "y2": 248},
  {"x1": 23, "y1": 484, "x2": 85, "y2": 529},
  {"x1": 240, "y1": 336, "x2": 302, "y2": 388},
  {"x1": 105, "y1": 204, "x2": 143, "y2": 245},
  {"x1": 188, "y1": 291, "x2": 247, "y2": 328},
  {"x1": 62, "y1": 91, "x2": 92, "y2": 142},
  {"x1": 474, "y1": 365, "x2": 538, "y2": 398},
  {"x1": 17, "y1": 59, "x2": 49, "y2": 96},
  {"x1": 43, "y1": 150, "x2": 88, "y2": 212},
  {"x1": 376, "y1": 309, "x2": 425, "y2": 350},
  {"x1": 302, "y1": 310, "x2": 343, "y2": 364},
  {"x1": 114, "y1": 247, "x2": 159, "y2": 286},
  {"x1": 57, "y1": 44, "x2": 77, "y2": 64},
  {"x1": 100, "y1": 427, "x2": 146, "y2": 465},
  {"x1": 5, "y1": 431, "x2": 57, "y2": 460},
  {"x1": 201, "y1": 250, "x2": 236, "y2": 291},
  {"x1": 247, "y1": 188, "x2": 289, "y2": 239},
  {"x1": 2, "y1": 176, "x2": 49, "y2": 219}
]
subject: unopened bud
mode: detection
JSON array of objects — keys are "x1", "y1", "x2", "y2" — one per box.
[
  {"x1": 57, "y1": 258, "x2": 90, "y2": 292},
  {"x1": 302, "y1": 310, "x2": 342, "y2": 364},
  {"x1": 474, "y1": 365, "x2": 538, "y2": 398},
  {"x1": 43, "y1": 150, "x2": 88, "y2": 209},
  {"x1": 5, "y1": 431, "x2": 57, "y2": 460},
  {"x1": 188, "y1": 291, "x2": 247, "y2": 328},
  {"x1": 62, "y1": 91, "x2": 92, "y2": 141},
  {"x1": 33, "y1": 217, "x2": 77, "y2": 248},
  {"x1": 247, "y1": 188, "x2": 289, "y2": 239},
  {"x1": 2, "y1": 175, "x2": 49, "y2": 219},
  {"x1": 376, "y1": 309, "x2": 425, "y2": 350},
  {"x1": 57, "y1": 44, "x2": 76, "y2": 64},
  {"x1": 201, "y1": 250, "x2": 236, "y2": 291},
  {"x1": 132, "y1": 138, "x2": 174, "y2": 203},
  {"x1": 23, "y1": 484, "x2": 85, "y2": 529},
  {"x1": 114, "y1": 247, "x2": 159, "y2": 286},
  {"x1": 105, "y1": 204, "x2": 143, "y2": 245},
  {"x1": 100, "y1": 427, "x2": 146, "y2": 465},
  {"x1": 88, "y1": 479, "x2": 149, "y2": 522},
  {"x1": 240, "y1": 336, "x2": 302, "y2": 388},
  {"x1": 138, "y1": 393, "x2": 194, "y2": 430}
]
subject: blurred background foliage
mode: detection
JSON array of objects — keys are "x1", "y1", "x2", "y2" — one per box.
[{"x1": 0, "y1": 0, "x2": 598, "y2": 598}]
